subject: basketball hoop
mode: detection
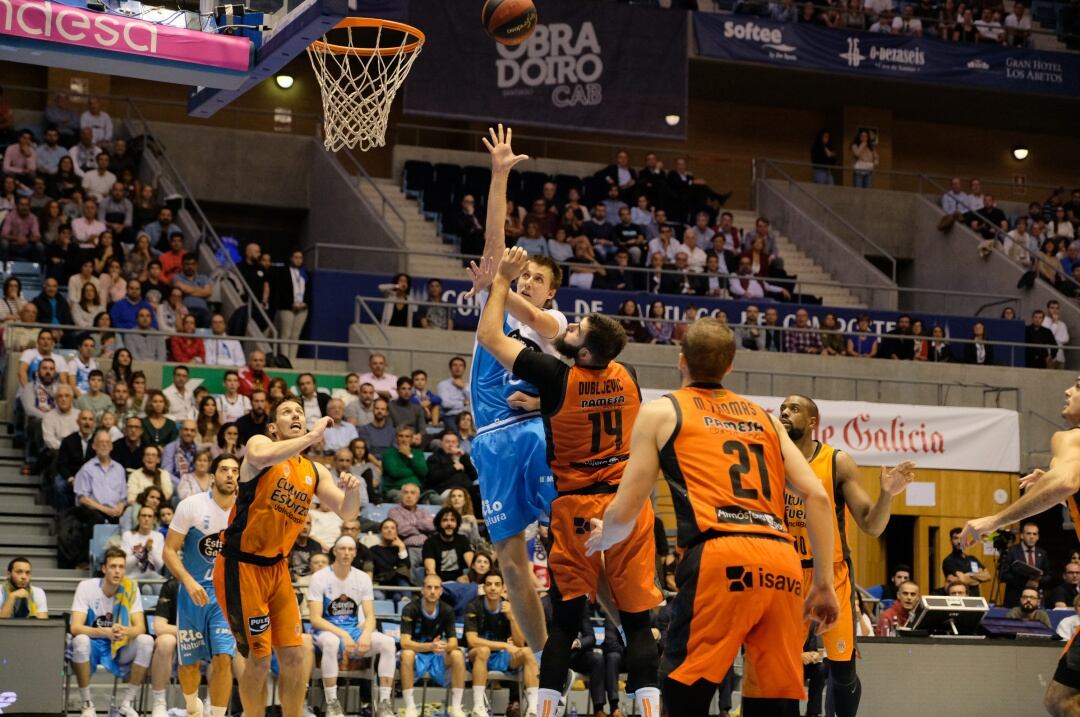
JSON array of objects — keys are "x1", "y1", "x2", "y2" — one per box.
[{"x1": 307, "y1": 18, "x2": 425, "y2": 152}]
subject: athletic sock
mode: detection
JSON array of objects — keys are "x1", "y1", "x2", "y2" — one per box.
[
  {"x1": 635, "y1": 686, "x2": 660, "y2": 717},
  {"x1": 80, "y1": 687, "x2": 92, "y2": 703},
  {"x1": 183, "y1": 692, "x2": 199, "y2": 712},
  {"x1": 403, "y1": 688, "x2": 416, "y2": 710},
  {"x1": 150, "y1": 689, "x2": 166, "y2": 707},
  {"x1": 473, "y1": 686, "x2": 486, "y2": 708},
  {"x1": 120, "y1": 684, "x2": 139, "y2": 707},
  {"x1": 324, "y1": 685, "x2": 338, "y2": 702},
  {"x1": 451, "y1": 687, "x2": 464, "y2": 708},
  {"x1": 379, "y1": 686, "x2": 392, "y2": 702},
  {"x1": 209, "y1": 707, "x2": 226, "y2": 717},
  {"x1": 526, "y1": 687, "x2": 538, "y2": 713},
  {"x1": 537, "y1": 688, "x2": 561, "y2": 717}
]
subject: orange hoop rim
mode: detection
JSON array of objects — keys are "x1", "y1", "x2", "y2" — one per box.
[{"x1": 309, "y1": 17, "x2": 425, "y2": 57}]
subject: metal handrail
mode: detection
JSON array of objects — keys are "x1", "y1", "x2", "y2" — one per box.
[
  {"x1": 756, "y1": 159, "x2": 899, "y2": 282},
  {"x1": 123, "y1": 99, "x2": 279, "y2": 341},
  {"x1": 330, "y1": 142, "x2": 408, "y2": 252}
]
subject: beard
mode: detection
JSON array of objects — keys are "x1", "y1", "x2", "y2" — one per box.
[
  {"x1": 786, "y1": 426, "x2": 805, "y2": 442},
  {"x1": 553, "y1": 336, "x2": 581, "y2": 360}
]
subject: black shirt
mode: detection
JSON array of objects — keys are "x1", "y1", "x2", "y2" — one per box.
[
  {"x1": 421, "y1": 532, "x2": 472, "y2": 582},
  {"x1": 371, "y1": 543, "x2": 412, "y2": 585},
  {"x1": 1025, "y1": 324, "x2": 1057, "y2": 368},
  {"x1": 941, "y1": 548, "x2": 984, "y2": 598},
  {"x1": 401, "y1": 599, "x2": 456, "y2": 643},
  {"x1": 464, "y1": 597, "x2": 512, "y2": 647},
  {"x1": 1051, "y1": 583, "x2": 1080, "y2": 608},
  {"x1": 112, "y1": 438, "x2": 146, "y2": 471},
  {"x1": 155, "y1": 578, "x2": 179, "y2": 626},
  {"x1": 287, "y1": 536, "x2": 326, "y2": 580},
  {"x1": 235, "y1": 413, "x2": 268, "y2": 444}
]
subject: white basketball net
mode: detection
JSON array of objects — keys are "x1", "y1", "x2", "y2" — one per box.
[{"x1": 307, "y1": 21, "x2": 424, "y2": 153}]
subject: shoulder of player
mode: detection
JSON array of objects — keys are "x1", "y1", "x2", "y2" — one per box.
[{"x1": 831, "y1": 447, "x2": 860, "y2": 480}]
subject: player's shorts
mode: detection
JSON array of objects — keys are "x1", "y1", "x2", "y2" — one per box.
[
  {"x1": 468, "y1": 648, "x2": 516, "y2": 674},
  {"x1": 799, "y1": 559, "x2": 856, "y2": 662},
  {"x1": 411, "y1": 651, "x2": 450, "y2": 687},
  {"x1": 177, "y1": 585, "x2": 236, "y2": 666},
  {"x1": 214, "y1": 555, "x2": 303, "y2": 659},
  {"x1": 548, "y1": 491, "x2": 662, "y2": 614},
  {"x1": 1055, "y1": 626, "x2": 1080, "y2": 690},
  {"x1": 663, "y1": 533, "x2": 804, "y2": 700},
  {"x1": 86, "y1": 637, "x2": 139, "y2": 678},
  {"x1": 472, "y1": 418, "x2": 555, "y2": 543},
  {"x1": 314, "y1": 625, "x2": 363, "y2": 658}
]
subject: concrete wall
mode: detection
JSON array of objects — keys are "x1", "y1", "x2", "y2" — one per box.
[
  {"x1": 142, "y1": 122, "x2": 312, "y2": 208},
  {"x1": 789, "y1": 183, "x2": 919, "y2": 260},
  {"x1": 349, "y1": 324, "x2": 1072, "y2": 468},
  {"x1": 303, "y1": 143, "x2": 404, "y2": 275}
]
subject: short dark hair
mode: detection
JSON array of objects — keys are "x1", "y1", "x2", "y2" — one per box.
[
  {"x1": 529, "y1": 255, "x2": 563, "y2": 288},
  {"x1": 483, "y1": 570, "x2": 504, "y2": 585},
  {"x1": 174, "y1": 365, "x2": 189, "y2": 375},
  {"x1": 580, "y1": 313, "x2": 628, "y2": 365},
  {"x1": 950, "y1": 527, "x2": 963, "y2": 539},
  {"x1": 224, "y1": 370, "x2": 239, "y2": 380},
  {"x1": 396, "y1": 376, "x2": 413, "y2": 389},
  {"x1": 448, "y1": 356, "x2": 466, "y2": 369},
  {"x1": 6, "y1": 557, "x2": 30, "y2": 572},
  {"x1": 103, "y1": 546, "x2": 127, "y2": 565},
  {"x1": 892, "y1": 564, "x2": 912, "y2": 576},
  {"x1": 298, "y1": 372, "x2": 315, "y2": 384},
  {"x1": 211, "y1": 453, "x2": 240, "y2": 474},
  {"x1": 411, "y1": 369, "x2": 427, "y2": 380},
  {"x1": 88, "y1": 369, "x2": 104, "y2": 380}
]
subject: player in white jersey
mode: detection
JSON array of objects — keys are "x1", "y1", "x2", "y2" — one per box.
[
  {"x1": 162, "y1": 454, "x2": 240, "y2": 717},
  {"x1": 68, "y1": 545, "x2": 155, "y2": 717},
  {"x1": 465, "y1": 125, "x2": 568, "y2": 654},
  {"x1": 308, "y1": 536, "x2": 397, "y2": 717}
]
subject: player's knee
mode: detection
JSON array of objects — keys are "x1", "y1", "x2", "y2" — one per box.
[
  {"x1": 448, "y1": 649, "x2": 465, "y2": 665},
  {"x1": 401, "y1": 649, "x2": 416, "y2": 664},
  {"x1": 318, "y1": 632, "x2": 340, "y2": 652},
  {"x1": 154, "y1": 633, "x2": 176, "y2": 652},
  {"x1": 278, "y1": 647, "x2": 305, "y2": 669},
  {"x1": 133, "y1": 634, "x2": 155, "y2": 665},
  {"x1": 474, "y1": 645, "x2": 491, "y2": 660},
  {"x1": 69, "y1": 633, "x2": 91, "y2": 662}
]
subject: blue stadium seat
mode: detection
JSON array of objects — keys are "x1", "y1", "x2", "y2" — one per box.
[
  {"x1": 7, "y1": 261, "x2": 42, "y2": 295},
  {"x1": 1050, "y1": 608, "x2": 1073, "y2": 631},
  {"x1": 865, "y1": 584, "x2": 884, "y2": 600},
  {"x1": 417, "y1": 504, "x2": 440, "y2": 516},
  {"x1": 360, "y1": 503, "x2": 392, "y2": 523},
  {"x1": 402, "y1": 160, "x2": 434, "y2": 197},
  {"x1": 89, "y1": 524, "x2": 121, "y2": 573},
  {"x1": 372, "y1": 599, "x2": 395, "y2": 617}
]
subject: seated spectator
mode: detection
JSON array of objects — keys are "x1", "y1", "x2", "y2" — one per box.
[
  {"x1": 734, "y1": 305, "x2": 765, "y2": 351},
  {"x1": 846, "y1": 314, "x2": 879, "y2": 357},
  {"x1": 417, "y1": 278, "x2": 454, "y2": 330},
  {"x1": 81, "y1": 152, "x2": 115, "y2": 202},
  {"x1": 1, "y1": 195, "x2": 44, "y2": 263},
  {"x1": 203, "y1": 313, "x2": 245, "y2": 367},
  {"x1": 71, "y1": 197, "x2": 105, "y2": 249},
  {"x1": 524, "y1": 197, "x2": 558, "y2": 238},
  {"x1": 617, "y1": 299, "x2": 650, "y2": 344},
  {"x1": 515, "y1": 221, "x2": 550, "y2": 257},
  {"x1": 893, "y1": 3, "x2": 923, "y2": 33},
  {"x1": 660, "y1": 252, "x2": 705, "y2": 295},
  {"x1": 176, "y1": 449, "x2": 213, "y2": 501},
  {"x1": 452, "y1": 194, "x2": 485, "y2": 258},
  {"x1": 236, "y1": 389, "x2": 269, "y2": 444},
  {"x1": 161, "y1": 419, "x2": 198, "y2": 480},
  {"x1": 195, "y1": 395, "x2": 222, "y2": 447},
  {"x1": 213, "y1": 422, "x2": 243, "y2": 459},
  {"x1": 127, "y1": 443, "x2": 174, "y2": 505},
  {"x1": 98, "y1": 258, "x2": 127, "y2": 306},
  {"x1": 323, "y1": 399, "x2": 358, "y2": 453},
  {"x1": 172, "y1": 254, "x2": 212, "y2": 326},
  {"x1": 71, "y1": 282, "x2": 105, "y2": 329},
  {"x1": 239, "y1": 351, "x2": 271, "y2": 397},
  {"x1": 437, "y1": 357, "x2": 469, "y2": 431},
  {"x1": 647, "y1": 224, "x2": 684, "y2": 264},
  {"x1": 444, "y1": 486, "x2": 483, "y2": 548},
  {"x1": 681, "y1": 229, "x2": 709, "y2": 272},
  {"x1": 784, "y1": 308, "x2": 823, "y2": 354},
  {"x1": 881, "y1": 314, "x2": 915, "y2": 360},
  {"x1": 613, "y1": 206, "x2": 648, "y2": 264},
  {"x1": 728, "y1": 257, "x2": 790, "y2": 300},
  {"x1": 644, "y1": 300, "x2": 674, "y2": 345},
  {"x1": 390, "y1": 376, "x2": 427, "y2": 442},
  {"x1": 125, "y1": 307, "x2": 166, "y2": 362},
  {"x1": 0, "y1": 276, "x2": 24, "y2": 323},
  {"x1": 130, "y1": 372, "x2": 150, "y2": 416},
  {"x1": 142, "y1": 390, "x2": 178, "y2": 447},
  {"x1": 1051, "y1": 563, "x2": 1080, "y2": 608},
  {"x1": 567, "y1": 241, "x2": 607, "y2": 289},
  {"x1": 455, "y1": 412, "x2": 476, "y2": 454},
  {"x1": 1006, "y1": 588, "x2": 1052, "y2": 628},
  {"x1": 423, "y1": 508, "x2": 474, "y2": 589},
  {"x1": 32, "y1": 278, "x2": 75, "y2": 336},
  {"x1": 370, "y1": 518, "x2": 413, "y2": 590},
  {"x1": 1057, "y1": 596, "x2": 1080, "y2": 640},
  {"x1": 602, "y1": 249, "x2": 644, "y2": 292},
  {"x1": 975, "y1": 7, "x2": 1004, "y2": 42},
  {"x1": 67, "y1": 546, "x2": 154, "y2": 717},
  {"x1": 143, "y1": 207, "x2": 182, "y2": 252},
  {"x1": 110, "y1": 280, "x2": 154, "y2": 330},
  {"x1": 141, "y1": 260, "x2": 170, "y2": 302},
  {"x1": 425, "y1": 431, "x2": 478, "y2": 503},
  {"x1": 41, "y1": 382, "x2": 78, "y2": 462},
  {"x1": 19, "y1": 357, "x2": 60, "y2": 471},
  {"x1": 98, "y1": 182, "x2": 133, "y2": 243},
  {"x1": 0, "y1": 556, "x2": 48, "y2": 619},
  {"x1": 410, "y1": 370, "x2": 442, "y2": 426},
  {"x1": 120, "y1": 505, "x2": 164, "y2": 579},
  {"x1": 382, "y1": 426, "x2": 428, "y2": 500},
  {"x1": 1004, "y1": 217, "x2": 1039, "y2": 265},
  {"x1": 167, "y1": 315, "x2": 204, "y2": 364},
  {"x1": 875, "y1": 580, "x2": 920, "y2": 635},
  {"x1": 37, "y1": 127, "x2": 67, "y2": 175},
  {"x1": 80, "y1": 96, "x2": 113, "y2": 146},
  {"x1": 358, "y1": 352, "x2": 399, "y2": 401},
  {"x1": 388, "y1": 483, "x2": 435, "y2": 564},
  {"x1": 296, "y1": 373, "x2": 330, "y2": 428},
  {"x1": 287, "y1": 515, "x2": 326, "y2": 582},
  {"x1": 1005, "y1": 1, "x2": 1032, "y2": 45},
  {"x1": 68, "y1": 128, "x2": 101, "y2": 176},
  {"x1": 53, "y1": 409, "x2": 97, "y2": 511},
  {"x1": 19, "y1": 329, "x2": 69, "y2": 386},
  {"x1": 215, "y1": 370, "x2": 252, "y2": 424},
  {"x1": 348, "y1": 438, "x2": 382, "y2": 499},
  {"x1": 819, "y1": 313, "x2": 845, "y2": 356},
  {"x1": 161, "y1": 366, "x2": 195, "y2": 424},
  {"x1": 398, "y1": 575, "x2": 467, "y2": 717},
  {"x1": 71, "y1": 428, "x2": 129, "y2": 559}
]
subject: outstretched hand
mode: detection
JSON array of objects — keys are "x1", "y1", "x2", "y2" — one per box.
[
  {"x1": 880, "y1": 460, "x2": 917, "y2": 496},
  {"x1": 1019, "y1": 468, "x2": 1045, "y2": 492},
  {"x1": 498, "y1": 247, "x2": 530, "y2": 282},
  {"x1": 481, "y1": 124, "x2": 529, "y2": 174},
  {"x1": 463, "y1": 255, "x2": 496, "y2": 300}
]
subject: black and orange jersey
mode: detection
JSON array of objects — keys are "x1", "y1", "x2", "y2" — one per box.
[
  {"x1": 784, "y1": 442, "x2": 851, "y2": 564},
  {"x1": 512, "y1": 351, "x2": 641, "y2": 493},
  {"x1": 659, "y1": 383, "x2": 792, "y2": 547},
  {"x1": 224, "y1": 455, "x2": 320, "y2": 564},
  {"x1": 1069, "y1": 490, "x2": 1080, "y2": 544}
]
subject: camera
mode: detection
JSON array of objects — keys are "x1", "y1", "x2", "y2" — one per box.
[{"x1": 992, "y1": 527, "x2": 1016, "y2": 553}]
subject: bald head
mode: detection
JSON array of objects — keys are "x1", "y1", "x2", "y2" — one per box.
[{"x1": 681, "y1": 317, "x2": 736, "y2": 382}]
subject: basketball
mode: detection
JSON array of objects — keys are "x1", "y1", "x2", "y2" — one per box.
[{"x1": 482, "y1": 0, "x2": 538, "y2": 46}]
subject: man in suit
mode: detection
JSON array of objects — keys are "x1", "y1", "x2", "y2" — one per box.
[
  {"x1": 297, "y1": 373, "x2": 331, "y2": 430},
  {"x1": 659, "y1": 252, "x2": 706, "y2": 295},
  {"x1": 1001, "y1": 521, "x2": 1050, "y2": 607},
  {"x1": 596, "y1": 149, "x2": 637, "y2": 202},
  {"x1": 52, "y1": 409, "x2": 96, "y2": 511}
]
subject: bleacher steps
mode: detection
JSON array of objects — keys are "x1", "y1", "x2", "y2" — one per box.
[
  {"x1": 0, "y1": 545, "x2": 57, "y2": 569},
  {"x1": 0, "y1": 514, "x2": 52, "y2": 536},
  {"x1": 358, "y1": 178, "x2": 463, "y2": 278}
]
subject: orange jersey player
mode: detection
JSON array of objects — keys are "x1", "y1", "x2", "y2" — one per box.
[
  {"x1": 964, "y1": 375, "x2": 1080, "y2": 717},
  {"x1": 475, "y1": 247, "x2": 662, "y2": 717},
  {"x1": 587, "y1": 318, "x2": 840, "y2": 717},
  {"x1": 213, "y1": 400, "x2": 363, "y2": 717}
]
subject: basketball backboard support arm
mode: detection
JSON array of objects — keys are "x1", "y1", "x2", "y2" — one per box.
[{"x1": 187, "y1": 0, "x2": 352, "y2": 118}]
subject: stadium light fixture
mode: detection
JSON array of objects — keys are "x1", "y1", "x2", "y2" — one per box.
[
  {"x1": 1012, "y1": 145, "x2": 1029, "y2": 161},
  {"x1": 665, "y1": 114, "x2": 681, "y2": 127},
  {"x1": 274, "y1": 74, "x2": 295, "y2": 90}
]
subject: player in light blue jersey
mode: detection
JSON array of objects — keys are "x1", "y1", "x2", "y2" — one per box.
[
  {"x1": 162, "y1": 454, "x2": 240, "y2": 717},
  {"x1": 466, "y1": 125, "x2": 568, "y2": 656}
]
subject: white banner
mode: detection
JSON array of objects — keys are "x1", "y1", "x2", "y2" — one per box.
[{"x1": 640, "y1": 390, "x2": 1020, "y2": 473}]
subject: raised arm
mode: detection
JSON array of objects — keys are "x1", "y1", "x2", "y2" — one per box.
[
  {"x1": 313, "y1": 461, "x2": 362, "y2": 521},
  {"x1": 476, "y1": 248, "x2": 531, "y2": 371},
  {"x1": 243, "y1": 415, "x2": 331, "y2": 471},
  {"x1": 481, "y1": 124, "x2": 529, "y2": 263},
  {"x1": 837, "y1": 452, "x2": 915, "y2": 537}
]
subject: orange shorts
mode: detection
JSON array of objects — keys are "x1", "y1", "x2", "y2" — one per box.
[
  {"x1": 803, "y1": 560, "x2": 856, "y2": 662},
  {"x1": 213, "y1": 556, "x2": 303, "y2": 659},
  {"x1": 663, "y1": 534, "x2": 804, "y2": 700},
  {"x1": 548, "y1": 492, "x2": 662, "y2": 614}
]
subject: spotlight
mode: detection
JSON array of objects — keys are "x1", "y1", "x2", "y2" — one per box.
[
  {"x1": 274, "y1": 74, "x2": 295, "y2": 90},
  {"x1": 664, "y1": 114, "x2": 681, "y2": 127},
  {"x1": 1012, "y1": 145, "x2": 1029, "y2": 161}
]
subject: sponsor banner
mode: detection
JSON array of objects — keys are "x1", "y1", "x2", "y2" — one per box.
[
  {"x1": 639, "y1": 390, "x2": 1021, "y2": 472},
  {"x1": 0, "y1": 0, "x2": 251, "y2": 71},
  {"x1": 694, "y1": 14, "x2": 1080, "y2": 98},
  {"x1": 405, "y1": 0, "x2": 687, "y2": 138},
  {"x1": 325, "y1": 270, "x2": 1027, "y2": 366}
]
